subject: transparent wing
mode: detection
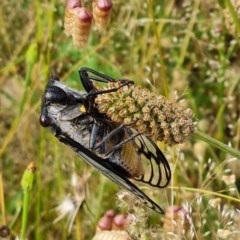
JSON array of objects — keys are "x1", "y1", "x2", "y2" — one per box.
[
  {"x1": 117, "y1": 128, "x2": 171, "y2": 188},
  {"x1": 132, "y1": 133, "x2": 171, "y2": 188},
  {"x1": 90, "y1": 126, "x2": 171, "y2": 189},
  {"x1": 54, "y1": 130, "x2": 165, "y2": 214},
  {"x1": 59, "y1": 104, "x2": 85, "y2": 121}
]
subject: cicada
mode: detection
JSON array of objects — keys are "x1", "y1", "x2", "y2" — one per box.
[{"x1": 40, "y1": 67, "x2": 171, "y2": 214}]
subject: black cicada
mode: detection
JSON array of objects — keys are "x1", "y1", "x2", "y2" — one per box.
[{"x1": 40, "y1": 67, "x2": 171, "y2": 214}]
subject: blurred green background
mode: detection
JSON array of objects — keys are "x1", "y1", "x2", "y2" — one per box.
[{"x1": 0, "y1": 0, "x2": 239, "y2": 239}]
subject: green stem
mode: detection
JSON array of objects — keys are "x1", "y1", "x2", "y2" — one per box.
[
  {"x1": 177, "y1": 0, "x2": 201, "y2": 66},
  {"x1": 20, "y1": 190, "x2": 30, "y2": 240},
  {"x1": 20, "y1": 163, "x2": 36, "y2": 240},
  {"x1": 225, "y1": 0, "x2": 240, "y2": 37},
  {"x1": 170, "y1": 186, "x2": 240, "y2": 203},
  {"x1": 148, "y1": 0, "x2": 169, "y2": 98},
  {"x1": 193, "y1": 130, "x2": 240, "y2": 159}
]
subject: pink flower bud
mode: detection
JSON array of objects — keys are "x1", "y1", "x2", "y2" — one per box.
[
  {"x1": 73, "y1": 7, "x2": 93, "y2": 23},
  {"x1": 66, "y1": 0, "x2": 82, "y2": 9},
  {"x1": 97, "y1": 0, "x2": 112, "y2": 12}
]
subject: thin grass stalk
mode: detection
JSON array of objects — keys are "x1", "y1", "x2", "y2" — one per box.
[
  {"x1": 20, "y1": 163, "x2": 36, "y2": 240},
  {"x1": 148, "y1": 0, "x2": 169, "y2": 98},
  {"x1": 225, "y1": 0, "x2": 240, "y2": 37},
  {"x1": 193, "y1": 130, "x2": 240, "y2": 159},
  {"x1": 177, "y1": 0, "x2": 201, "y2": 66}
]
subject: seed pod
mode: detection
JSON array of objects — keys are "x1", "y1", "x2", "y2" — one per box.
[
  {"x1": 95, "y1": 82, "x2": 196, "y2": 145},
  {"x1": 92, "y1": 0, "x2": 113, "y2": 30},
  {"x1": 64, "y1": 1, "x2": 93, "y2": 48},
  {"x1": 64, "y1": 0, "x2": 82, "y2": 36}
]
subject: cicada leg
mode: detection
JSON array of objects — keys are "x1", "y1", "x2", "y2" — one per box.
[{"x1": 78, "y1": 67, "x2": 134, "y2": 96}]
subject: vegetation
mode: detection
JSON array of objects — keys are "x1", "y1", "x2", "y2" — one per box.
[{"x1": 0, "y1": 0, "x2": 239, "y2": 239}]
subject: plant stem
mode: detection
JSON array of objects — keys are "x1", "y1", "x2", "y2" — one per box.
[
  {"x1": 20, "y1": 162, "x2": 36, "y2": 240},
  {"x1": 225, "y1": 0, "x2": 240, "y2": 37},
  {"x1": 170, "y1": 186, "x2": 240, "y2": 203},
  {"x1": 193, "y1": 130, "x2": 240, "y2": 159}
]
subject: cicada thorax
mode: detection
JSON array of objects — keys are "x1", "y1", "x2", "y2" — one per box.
[{"x1": 81, "y1": 83, "x2": 143, "y2": 178}]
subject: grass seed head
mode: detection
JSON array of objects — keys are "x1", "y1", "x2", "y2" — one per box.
[
  {"x1": 95, "y1": 82, "x2": 196, "y2": 145},
  {"x1": 64, "y1": 2, "x2": 92, "y2": 48},
  {"x1": 92, "y1": 0, "x2": 112, "y2": 31}
]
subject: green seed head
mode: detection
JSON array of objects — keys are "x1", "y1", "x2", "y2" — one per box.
[{"x1": 95, "y1": 82, "x2": 196, "y2": 145}]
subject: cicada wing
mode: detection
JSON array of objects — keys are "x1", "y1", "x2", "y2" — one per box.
[
  {"x1": 127, "y1": 129, "x2": 171, "y2": 188},
  {"x1": 60, "y1": 104, "x2": 86, "y2": 121},
  {"x1": 90, "y1": 126, "x2": 171, "y2": 189},
  {"x1": 56, "y1": 133, "x2": 165, "y2": 214},
  {"x1": 134, "y1": 135, "x2": 171, "y2": 188}
]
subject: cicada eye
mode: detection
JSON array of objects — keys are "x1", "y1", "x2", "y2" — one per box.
[{"x1": 39, "y1": 114, "x2": 53, "y2": 127}]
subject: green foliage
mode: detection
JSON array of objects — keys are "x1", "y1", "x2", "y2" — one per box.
[{"x1": 0, "y1": 0, "x2": 240, "y2": 239}]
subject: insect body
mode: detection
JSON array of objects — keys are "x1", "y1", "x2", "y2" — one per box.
[{"x1": 40, "y1": 68, "x2": 171, "y2": 214}]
